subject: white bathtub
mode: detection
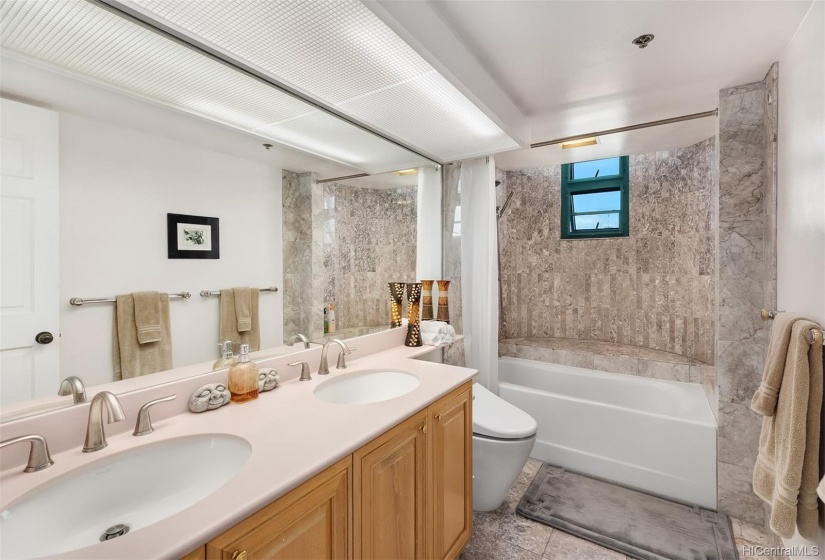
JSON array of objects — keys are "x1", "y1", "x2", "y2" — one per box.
[{"x1": 498, "y1": 357, "x2": 717, "y2": 509}]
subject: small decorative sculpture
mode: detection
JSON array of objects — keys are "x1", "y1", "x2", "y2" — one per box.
[
  {"x1": 188, "y1": 383, "x2": 231, "y2": 413},
  {"x1": 436, "y1": 280, "x2": 451, "y2": 323},
  {"x1": 405, "y1": 322, "x2": 422, "y2": 347},
  {"x1": 388, "y1": 282, "x2": 405, "y2": 328},
  {"x1": 258, "y1": 368, "x2": 280, "y2": 392},
  {"x1": 421, "y1": 280, "x2": 434, "y2": 321}
]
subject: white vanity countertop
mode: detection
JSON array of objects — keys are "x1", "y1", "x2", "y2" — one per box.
[{"x1": 0, "y1": 335, "x2": 476, "y2": 560}]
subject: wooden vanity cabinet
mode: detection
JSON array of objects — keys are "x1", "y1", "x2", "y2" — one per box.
[
  {"x1": 353, "y1": 410, "x2": 429, "y2": 559},
  {"x1": 197, "y1": 381, "x2": 472, "y2": 560},
  {"x1": 205, "y1": 456, "x2": 351, "y2": 560},
  {"x1": 428, "y1": 384, "x2": 473, "y2": 560}
]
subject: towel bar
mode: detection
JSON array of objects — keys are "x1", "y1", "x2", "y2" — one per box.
[
  {"x1": 199, "y1": 287, "x2": 279, "y2": 297},
  {"x1": 70, "y1": 292, "x2": 191, "y2": 306},
  {"x1": 761, "y1": 309, "x2": 824, "y2": 345}
]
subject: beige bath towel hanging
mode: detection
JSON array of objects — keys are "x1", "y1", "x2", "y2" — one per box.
[
  {"x1": 219, "y1": 288, "x2": 260, "y2": 351},
  {"x1": 234, "y1": 287, "x2": 252, "y2": 332},
  {"x1": 133, "y1": 291, "x2": 162, "y2": 344},
  {"x1": 752, "y1": 312, "x2": 805, "y2": 416},
  {"x1": 752, "y1": 319, "x2": 823, "y2": 540},
  {"x1": 113, "y1": 292, "x2": 173, "y2": 380}
]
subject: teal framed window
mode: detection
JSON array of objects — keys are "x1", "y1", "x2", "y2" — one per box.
[{"x1": 561, "y1": 156, "x2": 629, "y2": 239}]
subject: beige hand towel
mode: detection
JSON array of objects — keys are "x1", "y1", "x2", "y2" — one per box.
[
  {"x1": 219, "y1": 288, "x2": 260, "y2": 351},
  {"x1": 752, "y1": 312, "x2": 805, "y2": 416},
  {"x1": 133, "y1": 291, "x2": 162, "y2": 344},
  {"x1": 752, "y1": 319, "x2": 823, "y2": 540},
  {"x1": 113, "y1": 293, "x2": 173, "y2": 380},
  {"x1": 233, "y1": 287, "x2": 252, "y2": 332}
]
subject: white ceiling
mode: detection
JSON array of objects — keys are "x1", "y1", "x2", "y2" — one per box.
[{"x1": 394, "y1": 0, "x2": 813, "y2": 169}]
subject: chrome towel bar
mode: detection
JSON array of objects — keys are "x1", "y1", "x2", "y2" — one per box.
[
  {"x1": 199, "y1": 287, "x2": 279, "y2": 297},
  {"x1": 761, "y1": 309, "x2": 824, "y2": 346},
  {"x1": 70, "y1": 292, "x2": 191, "y2": 306}
]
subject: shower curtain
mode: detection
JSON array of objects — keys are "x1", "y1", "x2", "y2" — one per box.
[{"x1": 459, "y1": 157, "x2": 499, "y2": 393}]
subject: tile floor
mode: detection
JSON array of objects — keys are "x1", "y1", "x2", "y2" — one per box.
[{"x1": 460, "y1": 458, "x2": 787, "y2": 560}]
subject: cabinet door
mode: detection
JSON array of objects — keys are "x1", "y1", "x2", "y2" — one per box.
[
  {"x1": 354, "y1": 410, "x2": 428, "y2": 560},
  {"x1": 429, "y1": 383, "x2": 473, "y2": 560},
  {"x1": 206, "y1": 456, "x2": 351, "y2": 560}
]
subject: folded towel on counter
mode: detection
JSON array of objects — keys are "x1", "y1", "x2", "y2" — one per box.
[
  {"x1": 752, "y1": 312, "x2": 806, "y2": 416},
  {"x1": 132, "y1": 291, "x2": 163, "y2": 344},
  {"x1": 113, "y1": 293, "x2": 172, "y2": 380},
  {"x1": 422, "y1": 332, "x2": 444, "y2": 346},
  {"x1": 220, "y1": 288, "x2": 260, "y2": 351},
  {"x1": 752, "y1": 318, "x2": 823, "y2": 540},
  {"x1": 420, "y1": 321, "x2": 455, "y2": 336},
  {"x1": 233, "y1": 287, "x2": 253, "y2": 332}
]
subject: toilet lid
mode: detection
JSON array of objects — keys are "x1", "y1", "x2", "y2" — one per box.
[{"x1": 472, "y1": 383, "x2": 538, "y2": 439}]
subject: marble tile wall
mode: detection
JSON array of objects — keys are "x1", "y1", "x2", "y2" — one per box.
[
  {"x1": 282, "y1": 170, "x2": 314, "y2": 342},
  {"x1": 497, "y1": 137, "x2": 717, "y2": 365},
  {"x1": 442, "y1": 162, "x2": 465, "y2": 367},
  {"x1": 715, "y1": 65, "x2": 778, "y2": 526},
  {"x1": 283, "y1": 172, "x2": 417, "y2": 342},
  {"x1": 499, "y1": 338, "x2": 706, "y2": 383},
  {"x1": 322, "y1": 181, "x2": 417, "y2": 331}
]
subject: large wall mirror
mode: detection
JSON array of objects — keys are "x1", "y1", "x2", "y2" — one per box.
[{"x1": 0, "y1": 3, "x2": 442, "y2": 422}]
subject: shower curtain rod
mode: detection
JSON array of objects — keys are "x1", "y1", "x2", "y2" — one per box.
[{"x1": 530, "y1": 109, "x2": 718, "y2": 149}]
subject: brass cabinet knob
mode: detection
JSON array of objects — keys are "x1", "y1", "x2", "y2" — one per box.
[
  {"x1": 434, "y1": 414, "x2": 442, "y2": 421},
  {"x1": 232, "y1": 551, "x2": 248, "y2": 560},
  {"x1": 419, "y1": 424, "x2": 427, "y2": 434}
]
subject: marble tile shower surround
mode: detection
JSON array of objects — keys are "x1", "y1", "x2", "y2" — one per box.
[
  {"x1": 499, "y1": 338, "x2": 709, "y2": 384},
  {"x1": 496, "y1": 137, "x2": 717, "y2": 365},
  {"x1": 282, "y1": 170, "x2": 418, "y2": 342},
  {"x1": 442, "y1": 162, "x2": 465, "y2": 367},
  {"x1": 322, "y1": 181, "x2": 417, "y2": 332},
  {"x1": 282, "y1": 170, "x2": 314, "y2": 341},
  {"x1": 715, "y1": 65, "x2": 778, "y2": 527}
]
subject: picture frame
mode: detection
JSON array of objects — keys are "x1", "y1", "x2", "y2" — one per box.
[{"x1": 167, "y1": 213, "x2": 220, "y2": 259}]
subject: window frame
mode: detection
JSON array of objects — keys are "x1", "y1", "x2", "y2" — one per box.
[{"x1": 560, "y1": 155, "x2": 630, "y2": 239}]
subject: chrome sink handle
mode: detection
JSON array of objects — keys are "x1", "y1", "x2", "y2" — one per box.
[
  {"x1": 318, "y1": 339, "x2": 351, "y2": 375},
  {"x1": 133, "y1": 395, "x2": 177, "y2": 437},
  {"x1": 83, "y1": 391, "x2": 126, "y2": 453},
  {"x1": 0, "y1": 435, "x2": 54, "y2": 473},
  {"x1": 288, "y1": 361, "x2": 312, "y2": 381},
  {"x1": 336, "y1": 347, "x2": 357, "y2": 370},
  {"x1": 58, "y1": 376, "x2": 87, "y2": 404}
]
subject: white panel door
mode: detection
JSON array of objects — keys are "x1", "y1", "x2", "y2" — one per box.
[{"x1": 0, "y1": 98, "x2": 60, "y2": 405}]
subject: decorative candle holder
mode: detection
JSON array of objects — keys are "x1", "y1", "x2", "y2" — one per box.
[
  {"x1": 388, "y1": 282, "x2": 405, "y2": 328},
  {"x1": 406, "y1": 283, "x2": 422, "y2": 326},
  {"x1": 421, "y1": 280, "x2": 434, "y2": 321},
  {"x1": 405, "y1": 322, "x2": 422, "y2": 347},
  {"x1": 436, "y1": 280, "x2": 451, "y2": 323}
]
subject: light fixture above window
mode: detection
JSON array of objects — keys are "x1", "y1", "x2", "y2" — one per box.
[
  {"x1": 394, "y1": 169, "x2": 418, "y2": 176},
  {"x1": 560, "y1": 137, "x2": 600, "y2": 150}
]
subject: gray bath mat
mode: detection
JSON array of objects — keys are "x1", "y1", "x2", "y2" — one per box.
[{"x1": 516, "y1": 463, "x2": 737, "y2": 560}]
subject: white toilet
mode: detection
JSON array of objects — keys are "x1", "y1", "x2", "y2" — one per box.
[{"x1": 471, "y1": 383, "x2": 538, "y2": 511}]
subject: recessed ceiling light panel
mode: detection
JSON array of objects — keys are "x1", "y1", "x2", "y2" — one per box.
[
  {"x1": 0, "y1": 0, "x2": 431, "y2": 173},
  {"x1": 124, "y1": 0, "x2": 521, "y2": 160}
]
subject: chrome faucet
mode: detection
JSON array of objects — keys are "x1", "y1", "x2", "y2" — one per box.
[
  {"x1": 58, "y1": 376, "x2": 87, "y2": 404},
  {"x1": 286, "y1": 333, "x2": 311, "y2": 349},
  {"x1": 0, "y1": 435, "x2": 54, "y2": 473},
  {"x1": 83, "y1": 391, "x2": 126, "y2": 453},
  {"x1": 318, "y1": 339, "x2": 351, "y2": 375},
  {"x1": 133, "y1": 395, "x2": 177, "y2": 436},
  {"x1": 336, "y1": 346, "x2": 357, "y2": 370}
]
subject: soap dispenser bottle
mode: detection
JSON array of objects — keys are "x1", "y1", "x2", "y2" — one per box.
[
  {"x1": 212, "y1": 340, "x2": 238, "y2": 371},
  {"x1": 228, "y1": 344, "x2": 259, "y2": 403}
]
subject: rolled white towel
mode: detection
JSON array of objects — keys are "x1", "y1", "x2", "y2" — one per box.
[
  {"x1": 421, "y1": 332, "x2": 443, "y2": 346},
  {"x1": 445, "y1": 324, "x2": 456, "y2": 337},
  {"x1": 421, "y1": 320, "x2": 449, "y2": 335}
]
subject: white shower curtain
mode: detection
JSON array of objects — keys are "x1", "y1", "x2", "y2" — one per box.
[{"x1": 459, "y1": 157, "x2": 499, "y2": 393}]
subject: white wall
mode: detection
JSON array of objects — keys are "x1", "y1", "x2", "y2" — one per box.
[
  {"x1": 59, "y1": 113, "x2": 284, "y2": 387},
  {"x1": 776, "y1": 0, "x2": 825, "y2": 553}
]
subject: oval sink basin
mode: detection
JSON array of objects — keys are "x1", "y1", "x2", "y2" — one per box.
[
  {"x1": 0, "y1": 434, "x2": 251, "y2": 559},
  {"x1": 314, "y1": 370, "x2": 420, "y2": 405}
]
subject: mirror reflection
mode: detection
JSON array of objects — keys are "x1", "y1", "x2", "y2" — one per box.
[{"x1": 0, "y1": 61, "x2": 441, "y2": 422}]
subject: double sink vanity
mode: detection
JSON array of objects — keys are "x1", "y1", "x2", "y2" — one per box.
[{"x1": 0, "y1": 330, "x2": 476, "y2": 560}]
